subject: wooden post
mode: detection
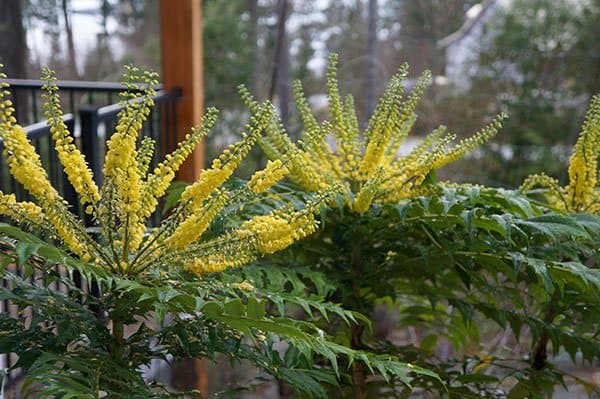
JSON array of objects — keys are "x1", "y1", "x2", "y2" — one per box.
[
  {"x1": 159, "y1": 1, "x2": 208, "y2": 394},
  {"x1": 159, "y1": 0, "x2": 204, "y2": 182}
]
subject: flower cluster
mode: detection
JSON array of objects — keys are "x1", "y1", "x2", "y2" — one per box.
[
  {"x1": 248, "y1": 159, "x2": 289, "y2": 194},
  {"x1": 0, "y1": 66, "x2": 325, "y2": 276},
  {"x1": 0, "y1": 192, "x2": 47, "y2": 229},
  {"x1": 42, "y1": 68, "x2": 100, "y2": 210},
  {"x1": 0, "y1": 73, "x2": 93, "y2": 259},
  {"x1": 237, "y1": 185, "x2": 338, "y2": 254},
  {"x1": 241, "y1": 53, "x2": 506, "y2": 212},
  {"x1": 521, "y1": 95, "x2": 600, "y2": 213}
]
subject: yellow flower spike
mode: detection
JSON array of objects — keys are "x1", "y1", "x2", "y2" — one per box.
[
  {"x1": 520, "y1": 173, "x2": 568, "y2": 210},
  {"x1": 391, "y1": 126, "x2": 447, "y2": 173},
  {"x1": 383, "y1": 113, "x2": 417, "y2": 165},
  {"x1": 343, "y1": 94, "x2": 360, "y2": 141},
  {"x1": 0, "y1": 124, "x2": 58, "y2": 204},
  {"x1": 359, "y1": 68, "x2": 427, "y2": 180},
  {"x1": 237, "y1": 185, "x2": 339, "y2": 254},
  {"x1": 0, "y1": 192, "x2": 49, "y2": 229},
  {"x1": 431, "y1": 113, "x2": 506, "y2": 169},
  {"x1": 326, "y1": 54, "x2": 362, "y2": 175},
  {"x1": 353, "y1": 167, "x2": 385, "y2": 213},
  {"x1": 325, "y1": 54, "x2": 345, "y2": 133},
  {"x1": 238, "y1": 215, "x2": 297, "y2": 254},
  {"x1": 566, "y1": 95, "x2": 600, "y2": 211},
  {"x1": 136, "y1": 136, "x2": 156, "y2": 179},
  {"x1": 186, "y1": 251, "x2": 257, "y2": 275},
  {"x1": 0, "y1": 104, "x2": 94, "y2": 257},
  {"x1": 140, "y1": 108, "x2": 218, "y2": 219},
  {"x1": 522, "y1": 96, "x2": 600, "y2": 213},
  {"x1": 179, "y1": 105, "x2": 269, "y2": 213},
  {"x1": 362, "y1": 67, "x2": 409, "y2": 142},
  {"x1": 293, "y1": 81, "x2": 332, "y2": 161},
  {"x1": 180, "y1": 167, "x2": 233, "y2": 211},
  {"x1": 240, "y1": 84, "x2": 329, "y2": 190},
  {"x1": 41, "y1": 68, "x2": 100, "y2": 209},
  {"x1": 167, "y1": 189, "x2": 229, "y2": 250},
  {"x1": 101, "y1": 67, "x2": 158, "y2": 253},
  {"x1": 3, "y1": 66, "x2": 311, "y2": 279},
  {"x1": 248, "y1": 160, "x2": 289, "y2": 194}
]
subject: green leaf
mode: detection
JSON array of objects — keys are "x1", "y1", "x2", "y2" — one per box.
[
  {"x1": 201, "y1": 301, "x2": 224, "y2": 317},
  {"x1": 247, "y1": 296, "x2": 266, "y2": 319},
  {"x1": 516, "y1": 214, "x2": 590, "y2": 241},
  {"x1": 224, "y1": 298, "x2": 245, "y2": 316}
]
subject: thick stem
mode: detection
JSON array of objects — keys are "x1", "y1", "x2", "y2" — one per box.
[
  {"x1": 351, "y1": 323, "x2": 367, "y2": 399},
  {"x1": 533, "y1": 307, "x2": 558, "y2": 370},
  {"x1": 111, "y1": 319, "x2": 125, "y2": 364}
]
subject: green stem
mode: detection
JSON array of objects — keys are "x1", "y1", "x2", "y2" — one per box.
[
  {"x1": 532, "y1": 296, "x2": 559, "y2": 370},
  {"x1": 111, "y1": 319, "x2": 125, "y2": 364}
]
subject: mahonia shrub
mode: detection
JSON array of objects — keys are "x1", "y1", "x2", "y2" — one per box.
[
  {"x1": 238, "y1": 55, "x2": 600, "y2": 398},
  {"x1": 0, "y1": 67, "x2": 438, "y2": 398},
  {"x1": 521, "y1": 95, "x2": 600, "y2": 213},
  {"x1": 240, "y1": 53, "x2": 506, "y2": 208}
]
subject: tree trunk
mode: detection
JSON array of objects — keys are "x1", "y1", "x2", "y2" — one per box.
[
  {"x1": 248, "y1": 0, "x2": 259, "y2": 96},
  {"x1": 0, "y1": 1, "x2": 28, "y2": 120},
  {"x1": 0, "y1": 0, "x2": 27, "y2": 78},
  {"x1": 364, "y1": 0, "x2": 378, "y2": 122},
  {"x1": 61, "y1": 0, "x2": 79, "y2": 78},
  {"x1": 269, "y1": 0, "x2": 290, "y2": 132}
]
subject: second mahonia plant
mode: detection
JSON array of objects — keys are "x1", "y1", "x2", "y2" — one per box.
[
  {"x1": 241, "y1": 53, "x2": 506, "y2": 211},
  {"x1": 521, "y1": 95, "x2": 600, "y2": 213}
]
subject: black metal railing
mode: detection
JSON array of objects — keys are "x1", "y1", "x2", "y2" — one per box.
[
  {"x1": 0, "y1": 80, "x2": 182, "y2": 397},
  {"x1": 3, "y1": 78, "x2": 162, "y2": 126}
]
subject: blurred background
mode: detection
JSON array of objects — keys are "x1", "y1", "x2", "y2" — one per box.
[{"x1": 1, "y1": 0, "x2": 599, "y2": 187}]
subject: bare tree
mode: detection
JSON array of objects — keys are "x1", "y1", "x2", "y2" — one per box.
[
  {"x1": 248, "y1": 0, "x2": 259, "y2": 96},
  {"x1": 0, "y1": 0, "x2": 27, "y2": 78},
  {"x1": 61, "y1": 0, "x2": 79, "y2": 78},
  {"x1": 364, "y1": 0, "x2": 378, "y2": 121},
  {"x1": 269, "y1": 0, "x2": 290, "y2": 131}
]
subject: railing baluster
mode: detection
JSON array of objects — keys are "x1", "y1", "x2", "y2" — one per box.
[
  {"x1": 62, "y1": 117, "x2": 79, "y2": 213},
  {"x1": 80, "y1": 106, "x2": 102, "y2": 186},
  {"x1": 30, "y1": 87, "x2": 38, "y2": 122},
  {"x1": 69, "y1": 90, "x2": 75, "y2": 115}
]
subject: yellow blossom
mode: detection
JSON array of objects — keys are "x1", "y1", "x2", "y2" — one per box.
[
  {"x1": 42, "y1": 68, "x2": 100, "y2": 208},
  {"x1": 167, "y1": 190, "x2": 229, "y2": 249},
  {"x1": 522, "y1": 95, "x2": 600, "y2": 213},
  {"x1": 238, "y1": 212, "x2": 319, "y2": 254},
  {"x1": 353, "y1": 167, "x2": 385, "y2": 213},
  {"x1": 0, "y1": 124, "x2": 59, "y2": 204},
  {"x1": 0, "y1": 65, "x2": 334, "y2": 279},
  {"x1": 100, "y1": 67, "x2": 158, "y2": 255},
  {"x1": 185, "y1": 251, "x2": 257, "y2": 275},
  {"x1": 232, "y1": 281, "x2": 255, "y2": 291},
  {"x1": 248, "y1": 160, "x2": 289, "y2": 194},
  {"x1": 140, "y1": 108, "x2": 218, "y2": 218},
  {"x1": 0, "y1": 192, "x2": 48, "y2": 227},
  {"x1": 242, "y1": 53, "x2": 504, "y2": 214},
  {"x1": 238, "y1": 215, "x2": 295, "y2": 254}
]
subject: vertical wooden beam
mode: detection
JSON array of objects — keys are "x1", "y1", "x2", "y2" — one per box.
[
  {"x1": 159, "y1": 0, "x2": 204, "y2": 182},
  {"x1": 159, "y1": 1, "x2": 208, "y2": 394}
]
